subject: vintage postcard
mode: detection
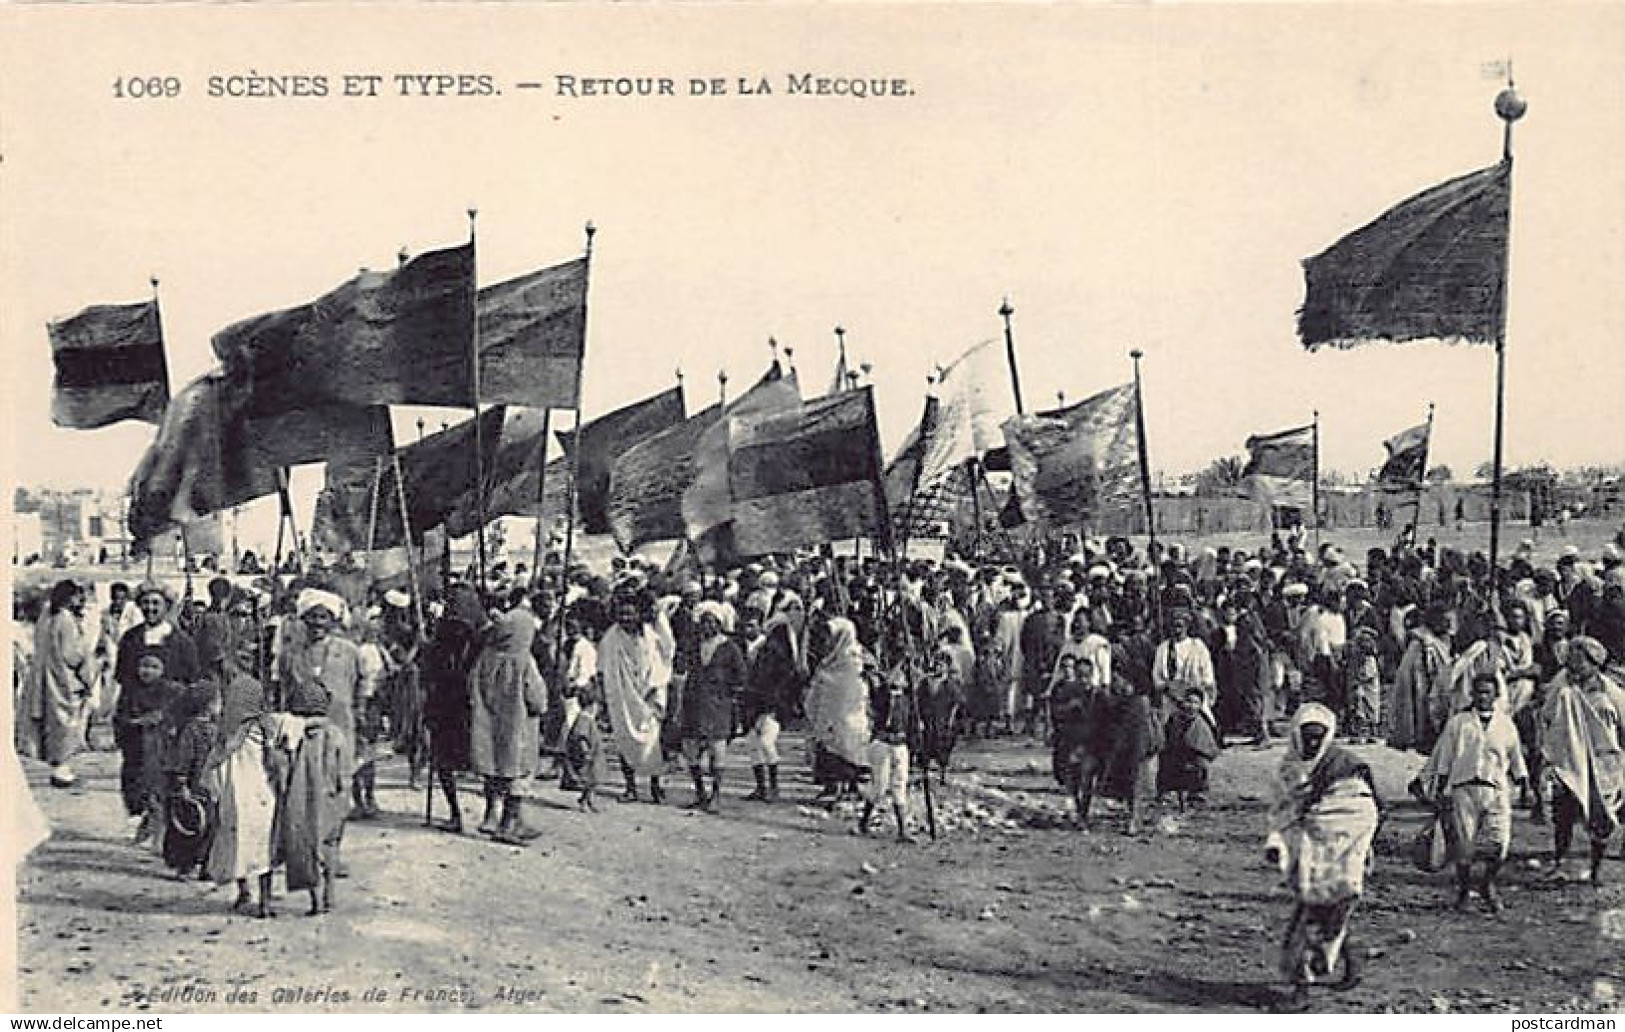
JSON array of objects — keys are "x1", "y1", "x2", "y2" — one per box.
[{"x1": 3, "y1": 2, "x2": 1624, "y2": 1019}]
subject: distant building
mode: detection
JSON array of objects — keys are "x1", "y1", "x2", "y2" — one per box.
[{"x1": 11, "y1": 488, "x2": 128, "y2": 565}]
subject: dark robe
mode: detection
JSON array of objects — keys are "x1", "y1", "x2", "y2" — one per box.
[
  {"x1": 683, "y1": 638, "x2": 746, "y2": 743},
  {"x1": 1050, "y1": 678, "x2": 1108, "y2": 787},
  {"x1": 422, "y1": 617, "x2": 481, "y2": 771},
  {"x1": 1100, "y1": 690, "x2": 1160, "y2": 801},
  {"x1": 1157, "y1": 707, "x2": 1220, "y2": 794},
  {"x1": 1019, "y1": 607, "x2": 1065, "y2": 709}
]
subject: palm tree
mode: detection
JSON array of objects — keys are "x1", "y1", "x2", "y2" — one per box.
[{"x1": 1194, "y1": 455, "x2": 1247, "y2": 498}]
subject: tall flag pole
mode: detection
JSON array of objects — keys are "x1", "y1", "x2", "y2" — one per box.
[
  {"x1": 530, "y1": 411, "x2": 553, "y2": 582},
  {"x1": 1298, "y1": 77, "x2": 1520, "y2": 601},
  {"x1": 999, "y1": 298, "x2": 1025, "y2": 415},
  {"x1": 1312, "y1": 409, "x2": 1322, "y2": 552},
  {"x1": 556, "y1": 220, "x2": 596, "y2": 598},
  {"x1": 1411, "y1": 402, "x2": 1436, "y2": 545},
  {"x1": 1489, "y1": 73, "x2": 1526, "y2": 600},
  {"x1": 1130, "y1": 349, "x2": 1160, "y2": 630},
  {"x1": 467, "y1": 208, "x2": 489, "y2": 589}
]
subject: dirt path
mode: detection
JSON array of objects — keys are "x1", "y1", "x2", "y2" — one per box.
[{"x1": 16, "y1": 733, "x2": 1624, "y2": 1013}]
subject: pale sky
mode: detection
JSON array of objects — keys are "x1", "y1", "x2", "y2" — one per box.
[{"x1": 4, "y1": 5, "x2": 1623, "y2": 551}]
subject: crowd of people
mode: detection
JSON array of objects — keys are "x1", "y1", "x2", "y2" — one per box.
[{"x1": 12, "y1": 522, "x2": 1625, "y2": 1007}]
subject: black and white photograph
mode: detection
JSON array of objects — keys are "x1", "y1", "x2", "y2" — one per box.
[{"x1": 3, "y1": 2, "x2": 1624, "y2": 1018}]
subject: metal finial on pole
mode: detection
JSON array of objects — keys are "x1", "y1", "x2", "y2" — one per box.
[
  {"x1": 846, "y1": 370, "x2": 860, "y2": 391},
  {"x1": 440, "y1": 421, "x2": 449, "y2": 434},
  {"x1": 398, "y1": 247, "x2": 410, "y2": 268},
  {"x1": 1495, "y1": 73, "x2": 1526, "y2": 163},
  {"x1": 782, "y1": 345, "x2": 794, "y2": 371},
  {"x1": 999, "y1": 297, "x2": 1025, "y2": 415},
  {"x1": 718, "y1": 369, "x2": 729, "y2": 407},
  {"x1": 1057, "y1": 390, "x2": 1066, "y2": 408},
  {"x1": 416, "y1": 417, "x2": 425, "y2": 443},
  {"x1": 584, "y1": 220, "x2": 597, "y2": 255},
  {"x1": 149, "y1": 275, "x2": 160, "y2": 296},
  {"x1": 859, "y1": 361, "x2": 873, "y2": 384}
]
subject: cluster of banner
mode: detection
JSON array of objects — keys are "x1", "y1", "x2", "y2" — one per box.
[
  {"x1": 604, "y1": 364, "x2": 892, "y2": 562},
  {"x1": 54, "y1": 140, "x2": 1507, "y2": 558},
  {"x1": 874, "y1": 335, "x2": 1143, "y2": 537},
  {"x1": 51, "y1": 240, "x2": 590, "y2": 546}
]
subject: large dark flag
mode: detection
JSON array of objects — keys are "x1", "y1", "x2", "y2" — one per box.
[
  {"x1": 606, "y1": 364, "x2": 794, "y2": 552},
  {"x1": 726, "y1": 387, "x2": 890, "y2": 558},
  {"x1": 212, "y1": 243, "x2": 476, "y2": 410},
  {"x1": 606, "y1": 404, "x2": 722, "y2": 551},
  {"x1": 127, "y1": 370, "x2": 392, "y2": 544},
  {"x1": 126, "y1": 372, "x2": 279, "y2": 543},
  {"x1": 1376, "y1": 421, "x2": 1431, "y2": 491},
  {"x1": 478, "y1": 258, "x2": 589, "y2": 408},
  {"x1": 1002, "y1": 382, "x2": 1138, "y2": 527},
  {"x1": 1241, "y1": 424, "x2": 1315, "y2": 506},
  {"x1": 1299, "y1": 161, "x2": 1510, "y2": 349},
  {"x1": 48, "y1": 299, "x2": 169, "y2": 429},
  {"x1": 558, "y1": 386, "x2": 686, "y2": 534},
  {"x1": 314, "y1": 407, "x2": 503, "y2": 552},
  {"x1": 445, "y1": 406, "x2": 570, "y2": 537},
  {"x1": 684, "y1": 363, "x2": 802, "y2": 547}
]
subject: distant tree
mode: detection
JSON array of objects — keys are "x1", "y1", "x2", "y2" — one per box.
[
  {"x1": 1320, "y1": 469, "x2": 1350, "y2": 488},
  {"x1": 1474, "y1": 460, "x2": 1496, "y2": 481},
  {"x1": 1426, "y1": 465, "x2": 1454, "y2": 484},
  {"x1": 1193, "y1": 455, "x2": 1247, "y2": 498}
]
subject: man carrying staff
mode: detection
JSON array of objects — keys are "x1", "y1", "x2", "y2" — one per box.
[
  {"x1": 421, "y1": 582, "x2": 485, "y2": 834},
  {"x1": 740, "y1": 592, "x2": 806, "y2": 803},
  {"x1": 468, "y1": 589, "x2": 549, "y2": 844}
]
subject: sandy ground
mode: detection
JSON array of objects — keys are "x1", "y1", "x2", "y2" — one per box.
[{"x1": 14, "y1": 726, "x2": 1625, "y2": 1015}]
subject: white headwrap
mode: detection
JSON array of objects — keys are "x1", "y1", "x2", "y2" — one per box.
[
  {"x1": 296, "y1": 588, "x2": 348, "y2": 623},
  {"x1": 693, "y1": 600, "x2": 728, "y2": 630}
]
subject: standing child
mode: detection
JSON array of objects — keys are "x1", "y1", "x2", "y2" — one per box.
[
  {"x1": 126, "y1": 654, "x2": 183, "y2": 848},
  {"x1": 563, "y1": 683, "x2": 604, "y2": 812},
  {"x1": 162, "y1": 684, "x2": 221, "y2": 878},
  {"x1": 1158, "y1": 686, "x2": 1221, "y2": 810},
  {"x1": 917, "y1": 640, "x2": 965, "y2": 786}
]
